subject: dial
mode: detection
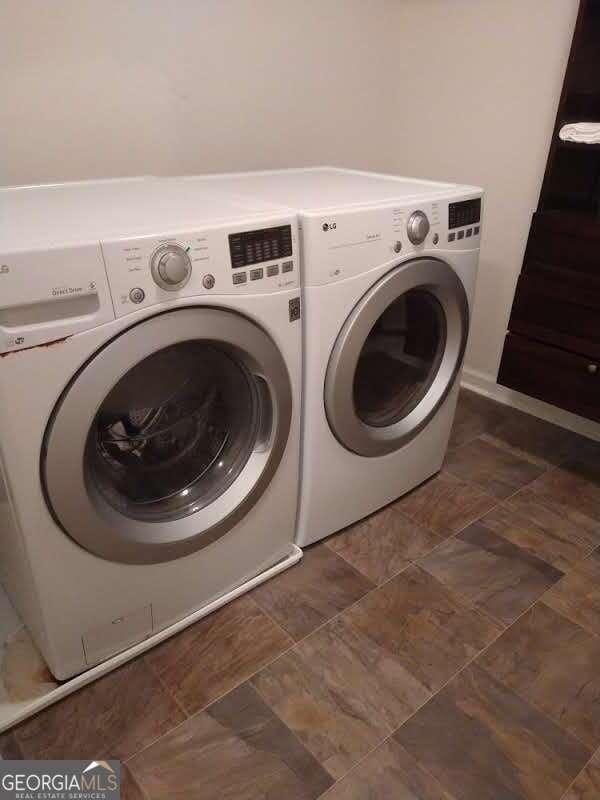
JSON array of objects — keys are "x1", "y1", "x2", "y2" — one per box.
[
  {"x1": 150, "y1": 244, "x2": 192, "y2": 291},
  {"x1": 407, "y1": 211, "x2": 430, "y2": 245}
]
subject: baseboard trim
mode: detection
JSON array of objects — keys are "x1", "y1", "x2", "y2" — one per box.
[{"x1": 461, "y1": 367, "x2": 600, "y2": 443}]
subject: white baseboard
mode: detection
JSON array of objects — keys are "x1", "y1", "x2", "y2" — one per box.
[{"x1": 461, "y1": 366, "x2": 600, "y2": 443}]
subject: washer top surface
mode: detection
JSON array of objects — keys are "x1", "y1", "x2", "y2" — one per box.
[
  {"x1": 184, "y1": 167, "x2": 482, "y2": 213},
  {"x1": 0, "y1": 176, "x2": 289, "y2": 251}
]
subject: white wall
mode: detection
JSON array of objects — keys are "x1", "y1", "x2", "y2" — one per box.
[
  {"x1": 0, "y1": 0, "x2": 580, "y2": 385},
  {"x1": 0, "y1": 0, "x2": 399, "y2": 184},
  {"x1": 388, "y1": 0, "x2": 579, "y2": 381}
]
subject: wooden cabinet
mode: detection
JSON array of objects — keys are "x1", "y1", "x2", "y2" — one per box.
[{"x1": 498, "y1": 0, "x2": 600, "y2": 418}]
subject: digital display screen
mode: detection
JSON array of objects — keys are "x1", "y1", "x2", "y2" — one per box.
[
  {"x1": 448, "y1": 198, "x2": 481, "y2": 229},
  {"x1": 229, "y1": 225, "x2": 293, "y2": 268}
]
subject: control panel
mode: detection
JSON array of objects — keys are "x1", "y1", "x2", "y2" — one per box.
[
  {"x1": 229, "y1": 225, "x2": 292, "y2": 268},
  {"x1": 301, "y1": 194, "x2": 482, "y2": 287},
  {"x1": 101, "y1": 218, "x2": 298, "y2": 318}
]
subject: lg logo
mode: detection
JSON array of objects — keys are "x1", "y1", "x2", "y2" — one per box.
[{"x1": 322, "y1": 222, "x2": 337, "y2": 232}]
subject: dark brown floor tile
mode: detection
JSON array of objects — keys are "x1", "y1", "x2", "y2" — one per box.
[
  {"x1": 128, "y1": 683, "x2": 333, "y2": 800},
  {"x1": 420, "y1": 521, "x2": 563, "y2": 626},
  {"x1": 521, "y1": 466, "x2": 600, "y2": 549},
  {"x1": 479, "y1": 602, "x2": 600, "y2": 750},
  {"x1": 444, "y1": 437, "x2": 545, "y2": 499},
  {"x1": 481, "y1": 407, "x2": 581, "y2": 468},
  {"x1": 0, "y1": 729, "x2": 22, "y2": 758},
  {"x1": 122, "y1": 765, "x2": 147, "y2": 800},
  {"x1": 448, "y1": 389, "x2": 511, "y2": 450},
  {"x1": 344, "y1": 566, "x2": 500, "y2": 693},
  {"x1": 563, "y1": 749, "x2": 600, "y2": 800},
  {"x1": 14, "y1": 658, "x2": 184, "y2": 760},
  {"x1": 252, "y1": 619, "x2": 417, "y2": 779},
  {"x1": 496, "y1": 491, "x2": 595, "y2": 571},
  {"x1": 146, "y1": 595, "x2": 291, "y2": 715},
  {"x1": 253, "y1": 566, "x2": 498, "y2": 779},
  {"x1": 326, "y1": 504, "x2": 443, "y2": 584},
  {"x1": 395, "y1": 663, "x2": 590, "y2": 800},
  {"x1": 396, "y1": 471, "x2": 497, "y2": 536},
  {"x1": 323, "y1": 738, "x2": 458, "y2": 800},
  {"x1": 544, "y1": 550, "x2": 600, "y2": 636},
  {"x1": 251, "y1": 544, "x2": 373, "y2": 640}
]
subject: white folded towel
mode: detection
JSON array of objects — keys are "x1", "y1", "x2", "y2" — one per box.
[{"x1": 559, "y1": 122, "x2": 600, "y2": 144}]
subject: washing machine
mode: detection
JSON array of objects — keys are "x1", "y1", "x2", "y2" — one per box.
[
  {"x1": 0, "y1": 177, "x2": 302, "y2": 678},
  {"x1": 185, "y1": 168, "x2": 483, "y2": 546}
]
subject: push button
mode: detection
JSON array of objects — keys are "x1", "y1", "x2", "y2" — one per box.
[
  {"x1": 282, "y1": 260, "x2": 294, "y2": 273},
  {"x1": 466, "y1": 228, "x2": 473, "y2": 238},
  {"x1": 267, "y1": 264, "x2": 279, "y2": 277},
  {"x1": 250, "y1": 268, "x2": 264, "y2": 281},
  {"x1": 232, "y1": 272, "x2": 247, "y2": 285},
  {"x1": 474, "y1": 226, "x2": 480, "y2": 235},
  {"x1": 457, "y1": 230, "x2": 465, "y2": 240},
  {"x1": 448, "y1": 232, "x2": 456, "y2": 242},
  {"x1": 129, "y1": 287, "x2": 145, "y2": 304}
]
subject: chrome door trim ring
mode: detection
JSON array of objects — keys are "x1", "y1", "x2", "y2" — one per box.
[
  {"x1": 42, "y1": 307, "x2": 293, "y2": 564},
  {"x1": 325, "y1": 258, "x2": 469, "y2": 457}
]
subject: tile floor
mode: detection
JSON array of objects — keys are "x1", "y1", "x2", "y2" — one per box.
[{"x1": 3, "y1": 389, "x2": 600, "y2": 800}]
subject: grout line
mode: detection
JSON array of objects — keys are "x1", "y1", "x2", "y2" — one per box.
[
  {"x1": 144, "y1": 657, "x2": 190, "y2": 721},
  {"x1": 538, "y1": 590, "x2": 600, "y2": 645},
  {"x1": 122, "y1": 764, "x2": 150, "y2": 800},
  {"x1": 392, "y1": 594, "x2": 596, "y2": 749},
  {"x1": 559, "y1": 743, "x2": 600, "y2": 800},
  {"x1": 132, "y1": 495, "x2": 598, "y2": 776},
  {"x1": 244, "y1": 593, "x2": 298, "y2": 650},
  {"x1": 315, "y1": 555, "x2": 600, "y2": 795},
  {"x1": 250, "y1": 562, "x2": 504, "y2": 793},
  {"x1": 126, "y1": 419, "x2": 599, "y2": 777},
  {"x1": 127, "y1": 596, "x2": 296, "y2": 765}
]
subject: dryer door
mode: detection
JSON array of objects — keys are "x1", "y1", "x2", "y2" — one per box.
[
  {"x1": 42, "y1": 307, "x2": 292, "y2": 563},
  {"x1": 325, "y1": 258, "x2": 468, "y2": 457}
]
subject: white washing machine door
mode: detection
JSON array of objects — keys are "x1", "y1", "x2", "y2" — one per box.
[
  {"x1": 42, "y1": 307, "x2": 292, "y2": 564},
  {"x1": 325, "y1": 258, "x2": 468, "y2": 457}
]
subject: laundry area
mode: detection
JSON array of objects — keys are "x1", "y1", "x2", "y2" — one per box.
[{"x1": 1, "y1": 3, "x2": 599, "y2": 799}]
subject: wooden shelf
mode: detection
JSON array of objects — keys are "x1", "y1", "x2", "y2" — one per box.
[
  {"x1": 500, "y1": 0, "x2": 600, "y2": 423},
  {"x1": 529, "y1": 208, "x2": 600, "y2": 240},
  {"x1": 563, "y1": 91, "x2": 600, "y2": 117}
]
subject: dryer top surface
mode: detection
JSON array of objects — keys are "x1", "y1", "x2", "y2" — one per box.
[{"x1": 182, "y1": 167, "x2": 482, "y2": 213}]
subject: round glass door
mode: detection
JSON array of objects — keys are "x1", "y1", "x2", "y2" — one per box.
[
  {"x1": 325, "y1": 259, "x2": 468, "y2": 457},
  {"x1": 353, "y1": 290, "x2": 446, "y2": 428},
  {"x1": 43, "y1": 308, "x2": 292, "y2": 564},
  {"x1": 88, "y1": 341, "x2": 262, "y2": 523}
]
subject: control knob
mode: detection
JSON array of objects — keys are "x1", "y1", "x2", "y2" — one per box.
[
  {"x1": 150, "y1": 244, "x2": 192, "y2": 291},
  {"x1": 407, "y1": 211, "x2": 430, "y2": 245}
]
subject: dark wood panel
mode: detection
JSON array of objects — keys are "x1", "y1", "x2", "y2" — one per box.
[
  {"x1": 498, "y1": 334, "x2": 600, "y2": 422},
  {"x1": 523, "y1": 211, "x2": 600, "y2": 286},
  {"x1": 509, "y1": 272, "x2": 600, "y2": 359},
  {"x1": 542, "y1": 148, "x2": 600, "y2": 216},
  {"x1": 538, "y1": 0, "x2": 593, "y2": 207}
]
